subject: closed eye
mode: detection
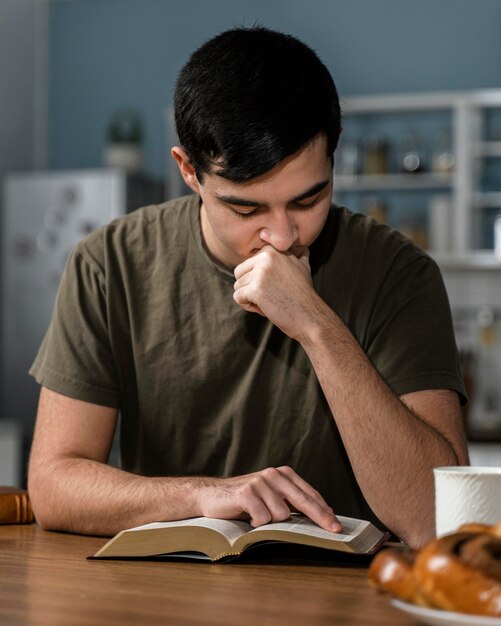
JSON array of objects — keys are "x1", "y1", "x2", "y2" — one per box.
[
  {"x1": 232, "y1": 207, "x2": 258, "y2": 218},
  {"x1": 293, "y1": 196, "x2": 319, "y2": 209}
]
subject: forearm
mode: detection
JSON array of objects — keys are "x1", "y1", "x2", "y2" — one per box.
[
  {"x1": 29, "y1": 456, "x2": 341, "y2": 537},
  {"x1": 300, "y1": 295, "x2": 464, "y2": 548},
  {"x1": 28, "y1": 456, "x2": 210, "y2": 536},
  {"x1": 30, "y1": 378, "x2": 340, "y2": 537}
]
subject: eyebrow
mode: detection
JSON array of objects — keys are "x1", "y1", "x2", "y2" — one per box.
[{"x1": 216, "y1": 180, "x2": 330, "y2": 207}]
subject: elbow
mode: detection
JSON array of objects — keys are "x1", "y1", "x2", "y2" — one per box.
[
  {"x1": 28, "y1": 461, "x2": 66, "y2": 532},
  {"x1": 27, "y1": 469, "x2": 50, "y2": 530},
  {"x1": 400, "y1": 522, "x2": 435, "y2": 550},
  {"x1": 389, "y1": 505, "x2": 436, "y2": 550}
]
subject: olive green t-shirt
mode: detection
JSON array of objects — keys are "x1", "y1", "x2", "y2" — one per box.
[{"x1": 30, "y1": 194, "x2": 465, "y2": 527}]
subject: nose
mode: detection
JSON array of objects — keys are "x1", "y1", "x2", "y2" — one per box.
[{"x1": 259, "y1": 210, "x2": 299, "y2": 252}]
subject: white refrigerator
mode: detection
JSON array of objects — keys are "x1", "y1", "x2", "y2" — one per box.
[{"x1": 0, "y1": 169, "x2": 161, "y2": 483}]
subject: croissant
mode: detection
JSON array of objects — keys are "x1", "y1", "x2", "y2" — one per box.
[{"x1": 369, "y1": 522, "x2": 501, "y2": 616}]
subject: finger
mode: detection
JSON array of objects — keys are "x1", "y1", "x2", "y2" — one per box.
[
  {"x1": 233, "y1": 285, "x2": 259, "y2": 310},
  {"x1": 247, "y1": 503, "x2": 273, "y2": 528},
  {"x1": 221, "y1": 474, "x2": 289, "y2": 527},
  {"x1": 285, "y1": 486, "x2": 342, "y2": 533},
  {"x1": 241, "y1": 303, "x2": 266, "y2": 316},
  {"x1": 246, "y1": 476, "x2": 293, "y2": 524},
  {"x1": 235, "y1": 244, "x2": 279, "y2": 280},
  {"x1": 234, "y1": 255, "x2": 257, "y2": 280},
  {"x1": 297, "y1": 247, "x2": 311, "y2": 270},
  {"x1": 268, "y1": 467, "x2": 342, "y2": 532},
  {"x1": 233, "y1": 274, "x2": 251, "y2": 291},
  {"x1": 232, "y1": 290, "x2": 265, "y2": 316}
]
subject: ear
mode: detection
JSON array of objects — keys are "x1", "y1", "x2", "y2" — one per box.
[{"x1": 171, "y1": 146, "x2": 200, "y2": 194}]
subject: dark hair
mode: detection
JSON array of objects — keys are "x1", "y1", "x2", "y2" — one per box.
[{"x1": 174, "y1": 26, "x2": 341, "y2": 183}]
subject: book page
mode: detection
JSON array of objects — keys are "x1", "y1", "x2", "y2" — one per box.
[
  {"x1": 124, "y1": 517, "x2": 252, "y2": 544},
  {"x1": 245, "y1": 514, "x2": 368, "y2": 542}
]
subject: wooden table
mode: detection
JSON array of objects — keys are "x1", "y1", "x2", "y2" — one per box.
[{"x1": 0, "y1": 524, "x2": 420, "y2": 625}]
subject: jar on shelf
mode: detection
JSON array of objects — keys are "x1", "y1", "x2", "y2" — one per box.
[
  {"x1": 363, "y1": 136, "x2": 389, "y2": 175},
  {"x1": 336, "y1": 139, "x2": 359, "y2": 177},
  {"x1": 432, "y1": 129, "x2": 455, "y2": 173},
  {"x1": 398, "y1": 131, "x2": 425, "y2": 173}
]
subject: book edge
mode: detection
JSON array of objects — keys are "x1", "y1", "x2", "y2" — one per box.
[{"x1": 91, "y1": 515, "x2": 388, "y2": 559}]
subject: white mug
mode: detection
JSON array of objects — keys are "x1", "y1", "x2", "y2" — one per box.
[{"x1": 434, "y1": 466, "x2": 501, "y2": 537}]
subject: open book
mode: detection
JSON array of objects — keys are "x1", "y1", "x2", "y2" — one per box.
[{"x1": 92, "y1": 514, "x2": 390, "y2": 562}]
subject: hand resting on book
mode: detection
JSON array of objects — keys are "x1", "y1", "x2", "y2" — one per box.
[
  {"x1": 28, "y1": 387, "x2": 341, "y2": 536},
  {"x1": 196, "y1": 466, "x2": 342, "y2": 533}
]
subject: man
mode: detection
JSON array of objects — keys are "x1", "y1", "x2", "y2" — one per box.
[{"x1": 28, "y1": 27, "x2": 468, "y2": 548}]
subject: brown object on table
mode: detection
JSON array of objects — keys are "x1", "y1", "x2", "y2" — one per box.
[
  {"x1": 0, "y1": 524, "x2": 411, "y2": 626},
  {"x1": 0, "y1": 486, "x2": 34, "y2": 524},
  {"x1": 368, "y1": 548, "x2": 420, "y2": 603},
  {"x1": 369, "y1": 521, "x2": 501, "y2": 616}
]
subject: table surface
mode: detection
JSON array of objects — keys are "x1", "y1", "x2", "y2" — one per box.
[{"x1": 0, "y1": 523, "x2": 421, "y2": 626}]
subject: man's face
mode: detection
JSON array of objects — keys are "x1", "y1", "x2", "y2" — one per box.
[{"x1": 195, "y1": 135, "x2": 333, "y2": 270}]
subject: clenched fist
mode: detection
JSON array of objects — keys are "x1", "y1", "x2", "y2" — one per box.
[{"x1": 233, "y1": 246, "x2": 324, "y2": 340}]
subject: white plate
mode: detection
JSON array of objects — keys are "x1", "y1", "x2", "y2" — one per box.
[{"x1": 391, "y1": 599, "x2": 501, "y2": 626}]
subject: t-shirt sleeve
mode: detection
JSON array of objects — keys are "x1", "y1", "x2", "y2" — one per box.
[
  {"x1": 29, "y1": 244, "x2": 120, "y2": 408},
  {"x1": 366, "y1": 253, "x2": 467, "y2": 404}
]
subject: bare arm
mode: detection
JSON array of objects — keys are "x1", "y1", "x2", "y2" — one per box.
[
  {"x1": 28, "y1": 387, "x2": 340, "y2": 536},
  {"x1": 233, "y1": 246, "x2": 469, "y2": 548},
  {"x1": 299, "y1": 304, "x2": 468, "y2": 548}
]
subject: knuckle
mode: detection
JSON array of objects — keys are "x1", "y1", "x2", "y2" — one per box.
[
  {"x1": 249, "y1": 474, "x2": 263, "y2": 487},
  {"x1": 271, "y1": 505, "x2": 291, "y2": 522},
  {"x1": 260, "y1": 250, "x2": 274, "y2": 266},
  {"x1": 252, "y1": 512, "x2": 271, "y2": 527},
  {"x1": 261, "y1": 467, "x2": 279, "y2": 481}
]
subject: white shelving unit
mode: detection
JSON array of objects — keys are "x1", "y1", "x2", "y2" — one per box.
[
  {"x1": 334, "y1": 89, "x2": 501, "y2": 269},
  {"x1": 335, "y1": 172, "x2": 453, "y2": 192}
]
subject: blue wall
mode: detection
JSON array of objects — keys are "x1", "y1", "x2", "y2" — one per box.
[{"x1": 49, "y1": 0, "x2": 501, "y2": 179}]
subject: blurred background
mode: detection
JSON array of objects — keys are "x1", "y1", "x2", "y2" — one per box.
[{"x1": 1, "y1": 0, "x2": 501, "y2": 486}]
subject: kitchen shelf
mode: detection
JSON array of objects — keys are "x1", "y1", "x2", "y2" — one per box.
[
  {"x1": 474, "y1": 141, "x2": 501, "y2": 158},
  {"x1": 473, "y1": 192, "x2": 501, "y2": 209},
  {"x1": 429, "y1": 251, "x2": 501, "y2": 270},
  {"x1": 334, "y1": 89, "x2": 501, "y2": 260},
  {"x1": 335, "y1": 173, "x2": 453, "y2": 192}
]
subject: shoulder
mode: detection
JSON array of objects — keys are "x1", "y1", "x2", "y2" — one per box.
[
  {"x1": 70, "y1": 194, "x2": 198, "y2": 273},
  {"x1": 312, "y1": 205, "x2": 445, "y2": 317},
  {"x1": 332, "y1": 205, "x2": 439, "y2": 278}
]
